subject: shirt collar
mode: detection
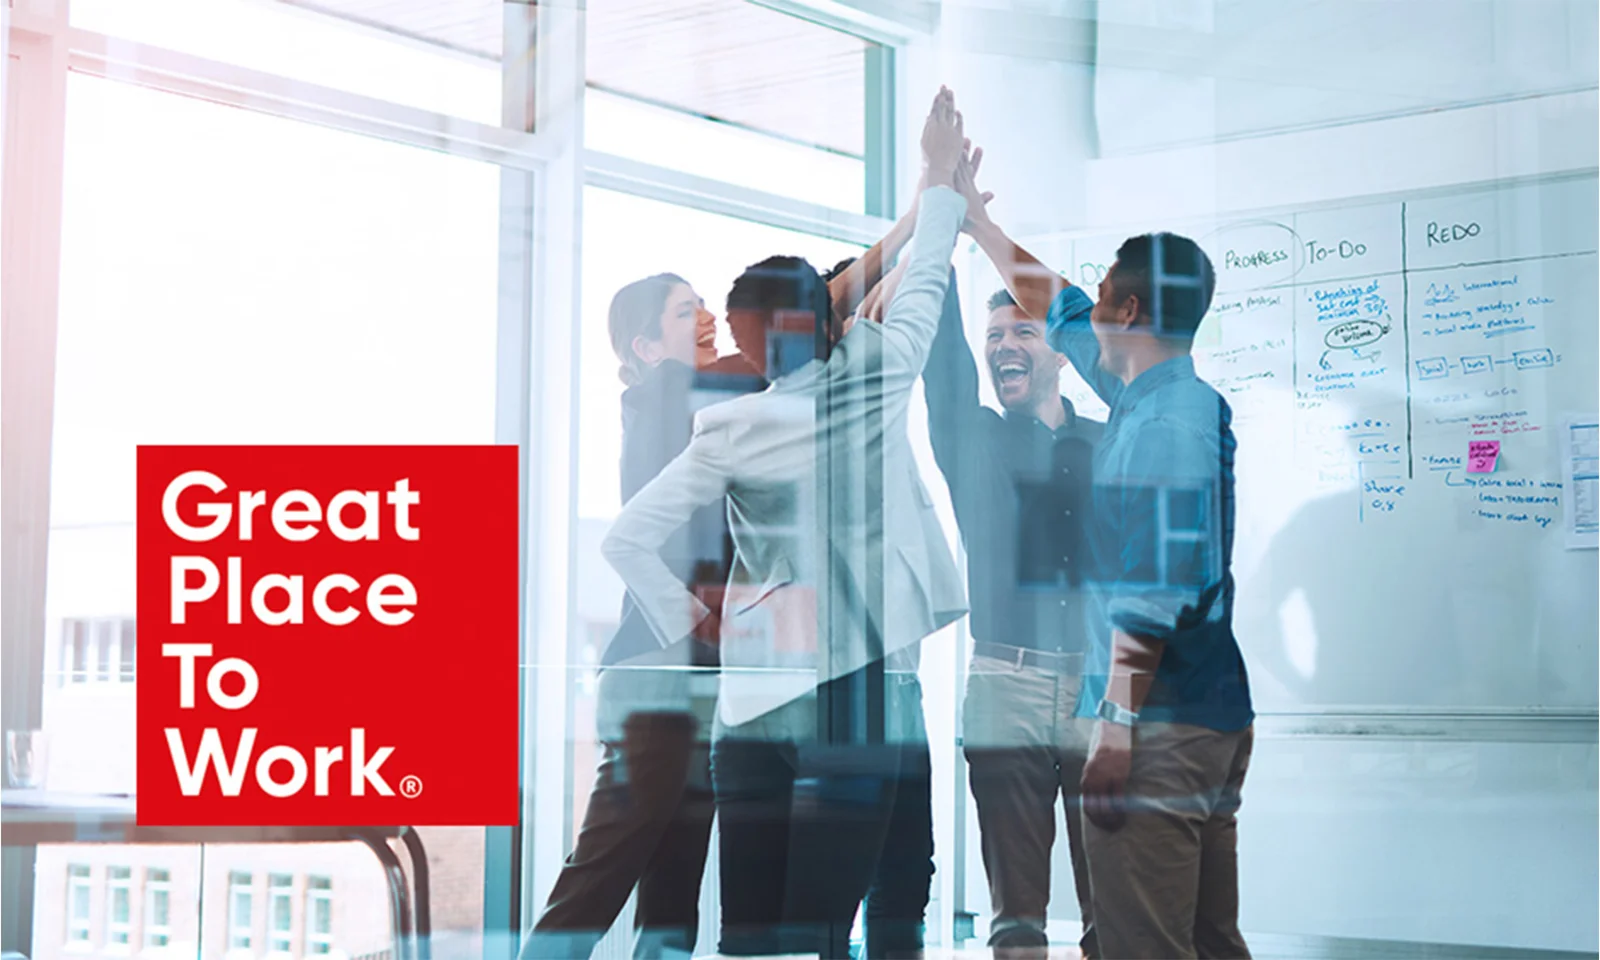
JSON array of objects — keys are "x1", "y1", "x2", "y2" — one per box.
[
  {"x1": 1115, "y1": 355, "x2": 1195, "y2": 416},
  {"x1": 1002, "y1": 397, "x2": 1077, "y2": 435}
]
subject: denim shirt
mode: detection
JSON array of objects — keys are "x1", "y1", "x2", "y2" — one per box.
[{"x1": 1046, "y1": 286, "x2": 1254, "y2": 731}]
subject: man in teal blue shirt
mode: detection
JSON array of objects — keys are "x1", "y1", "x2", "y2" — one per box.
[{"x1": 951, "y1": 149, "x2": 1254, "y2": 959}]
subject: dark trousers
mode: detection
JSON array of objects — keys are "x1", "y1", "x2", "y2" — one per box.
[
  {"x1": 866, "y1": 734, "x2": 934, "y2": 959},
  {"x1": 521, "y1": 710, "x2": 714, "y2": 960},
  {"x1": 712, "y1": 673, "x2": 932, "y2": 959}
]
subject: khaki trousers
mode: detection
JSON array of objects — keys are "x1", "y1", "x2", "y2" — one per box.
[
  {"x1": 1083, "y1": 723, "x2": 1253, "y2": 960},
  {"x1": 962, "y1": 652, "x2": 1096, "y2": 956}
]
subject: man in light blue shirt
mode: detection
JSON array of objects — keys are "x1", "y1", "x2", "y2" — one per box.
[{"x1": 952, "y1": 151, "x2": 1254, "y2": 958}]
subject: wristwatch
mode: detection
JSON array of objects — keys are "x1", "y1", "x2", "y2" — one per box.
[{"x1": 1096, "y1": 698, "x2": 1140, "y2": 727}]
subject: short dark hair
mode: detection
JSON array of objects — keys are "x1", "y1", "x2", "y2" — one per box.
[
  {"x1": 986, "y1": 288, "x2": 1018, "y2": 314},
  {"x1": 727, "y1": 255, "x2": 829, "y2": 318},
  {"x1": 1109, "y1": 233, "x2": 1216, "y2": 338},
  {"x1": 726, "y1": 255, "x2": 834, "y2": 357}
]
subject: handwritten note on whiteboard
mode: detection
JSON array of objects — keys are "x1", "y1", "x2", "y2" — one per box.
[
  {"x1": 1467, "y1": 441, "x2": 1501, "y2": 473},
  {"x1": 1563, "y1": 418, "x2": 1598, "y2": 549}
]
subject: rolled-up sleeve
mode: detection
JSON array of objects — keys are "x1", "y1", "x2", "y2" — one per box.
[
  {"x1": 1099, "y1": 417, "x2": 1226, "y2": 641},
  {"x1": 1045, "y1": 286, "x2": 1124, "y2": 408}
]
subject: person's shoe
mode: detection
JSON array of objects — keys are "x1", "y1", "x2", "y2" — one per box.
[{"x1": 988, "y1": 923, "x2": 1049, "y2": 959}]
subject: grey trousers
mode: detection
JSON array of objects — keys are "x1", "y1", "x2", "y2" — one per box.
[{"x1": 1083, "y1": 723, "x2": 1253, "y2": 960}]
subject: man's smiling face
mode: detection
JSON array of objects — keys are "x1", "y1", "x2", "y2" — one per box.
[{"x1": 985, "y1": 304, "x2": 1066, "y2": 414}]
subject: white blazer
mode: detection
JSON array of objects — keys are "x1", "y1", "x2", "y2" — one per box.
[{"x1": 602, "y1": 186, "x2": 970, "y2": 727}]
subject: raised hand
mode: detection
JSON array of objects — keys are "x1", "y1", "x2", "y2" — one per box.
[
  {"x1": 954, "y1": 143, "x2": 996, "y2": 232},
  {"x1": 920, "y1": 86, "x2": 964, "y2": 189}
]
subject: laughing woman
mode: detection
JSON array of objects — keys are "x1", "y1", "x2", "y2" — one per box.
[{"x1": 521, "y1": 273, "x2": 757, "y2": 960}]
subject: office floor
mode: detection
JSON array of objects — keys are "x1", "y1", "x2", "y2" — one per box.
[
  {"x1": 686, "y1": 935, "x2": 1598, "y2": 959},
  {"x1": 906, "y1": 934, "x2": 1597, "y2": 960}
]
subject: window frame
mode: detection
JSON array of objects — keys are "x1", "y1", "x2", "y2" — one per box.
[
  {"x1": 62, "y1": 618, "x2": 90, "y2": 685},
  {"x1": 226, "y1": 871, "x2": 253, "y2": 955},
  {"x1": 265, "y1": 874, "x2": 293, "y2": 956},
  {"x1": 102, "y1": 865, "x2": 133, "y2": 949},
  {"x1": 304, "y1": 876, "x2": 332, "y2": 953},
  {"x1": 515, "y1": 5, "x2": 903, "y2": 940},
  {"x1": 65, "y1": 864, "x2": 92, "y2": 946},
  {"x1": 57, "y1": 614, "x2": 137, "y2": 681},
  {"x1": 3, "y1": 2, "x2": 910, "y2": 957},
  {"x1": 58, "y1": 616, "x2": 137, "y2": 685},
  {"x1": 304, "y1": 876, "x2": 333, "y2": 957},
  {"x1": 142, "y1": 868, "x2": 172, "y2": 951}
]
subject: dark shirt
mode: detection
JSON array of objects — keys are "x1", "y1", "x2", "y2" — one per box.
[
  {"x1": 603, "y1": 357, "x2": 761, "y2": 666},
  {"x1": 925, "y1": 277, "x2": 1103, "y2": 654},
  {"x1": 1046, "y1": 286, "x2": 1254, "y2": 731}
]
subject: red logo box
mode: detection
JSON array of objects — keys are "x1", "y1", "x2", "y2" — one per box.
[{"x1": 137, "y1": 446, "x2": 518, "y2": 826}]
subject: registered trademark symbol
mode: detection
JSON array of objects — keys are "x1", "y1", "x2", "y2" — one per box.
[{"x1": 399, "y1": 775, "x2": 423, "y2": 798}]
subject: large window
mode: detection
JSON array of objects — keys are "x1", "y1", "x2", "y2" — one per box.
[
  {"x1": 9, "y1": 1, "x2": 893, "y2": 957},
  {"x1": 586, "y1": 0, "x2": 879, "y2": 211},
  {"x1": 42, "y1": 71, "x2": 498, "y2": 797},
  {"x1": 31, "y1": 60, "x2": 502, "y2": 954},
  {"x1": 69, "y1": 0, "x2": 504, "y2": 124}
]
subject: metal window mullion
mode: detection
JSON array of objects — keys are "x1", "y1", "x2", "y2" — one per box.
[
  {"x1": 584, "y1": 150, "x2": 892, "y2": 246},
  {"x1": 864, "y1": 43, "x2": 896, "y2": 219},
  {"x1": 514, "y1": 0, "x2": 586, "y2": 947},
  {"x1": 64, "y1": 28, "x2": 557, "y2": 171},
  {"x1": 2, "y1": 20, "x2": 71, "y2": 956},
  {"x1": 747, "y1": 0, "x2": 930, "y2": 47},
  {"x1": 484, "y1": 1, "x2": 541, "y2": 952}
]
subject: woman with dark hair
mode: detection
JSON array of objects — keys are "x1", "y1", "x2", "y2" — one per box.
[
  {"x1": 527, "y1": 190, "x2": 927, "y2": 958},
  {"x1": 522, "y1": 273, "x2": 755, "y2": 960}
]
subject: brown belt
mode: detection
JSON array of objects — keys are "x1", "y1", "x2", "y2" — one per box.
[{"x1": 972, "y1": 641, "x2": 1084, "y2": 674}]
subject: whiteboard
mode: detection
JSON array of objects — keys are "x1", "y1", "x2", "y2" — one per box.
[{"x1": 979, "y1": 174, "x2": 1599, "y2": 712}]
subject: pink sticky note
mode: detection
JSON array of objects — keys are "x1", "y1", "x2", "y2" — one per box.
[{"x1": 1467, "y1": 440, "x2": 1500, "y2": 473}]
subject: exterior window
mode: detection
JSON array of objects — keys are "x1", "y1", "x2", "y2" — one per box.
[
  {"x1": 267, "y1": 874, "x2": 293, "y2": 954},
  {"x1": 93, "y1": 620, "x2": 115, "y2": 682},
  {"x1": 227, "y1": 871, "x2": 253, "y2": 953},
  {"x1": 305, "y1": 877, "x2": 332, "y2": 956},
  {"x1": 64, "y1": 620, "x2": 89, "y2": 684},
  {"x1": 145, "y1": 868, "x2": 172, "y2": 948},
  {"x1": 106, "y1": 866, "x2": 133, "y2": 946},
  {"x1": 59, "y1": 617, "x2": 136, "y2": 685},
  {"x1": 119, "y1": 619, "x2": 137, "y2": 682},
  {"x1": 67, "y1": 865, "x2": 92, "y2": 944}
]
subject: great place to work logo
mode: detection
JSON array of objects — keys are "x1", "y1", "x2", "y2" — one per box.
[{"x1": 136, "y1": 446, "x2": 518, "y2": 827}]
